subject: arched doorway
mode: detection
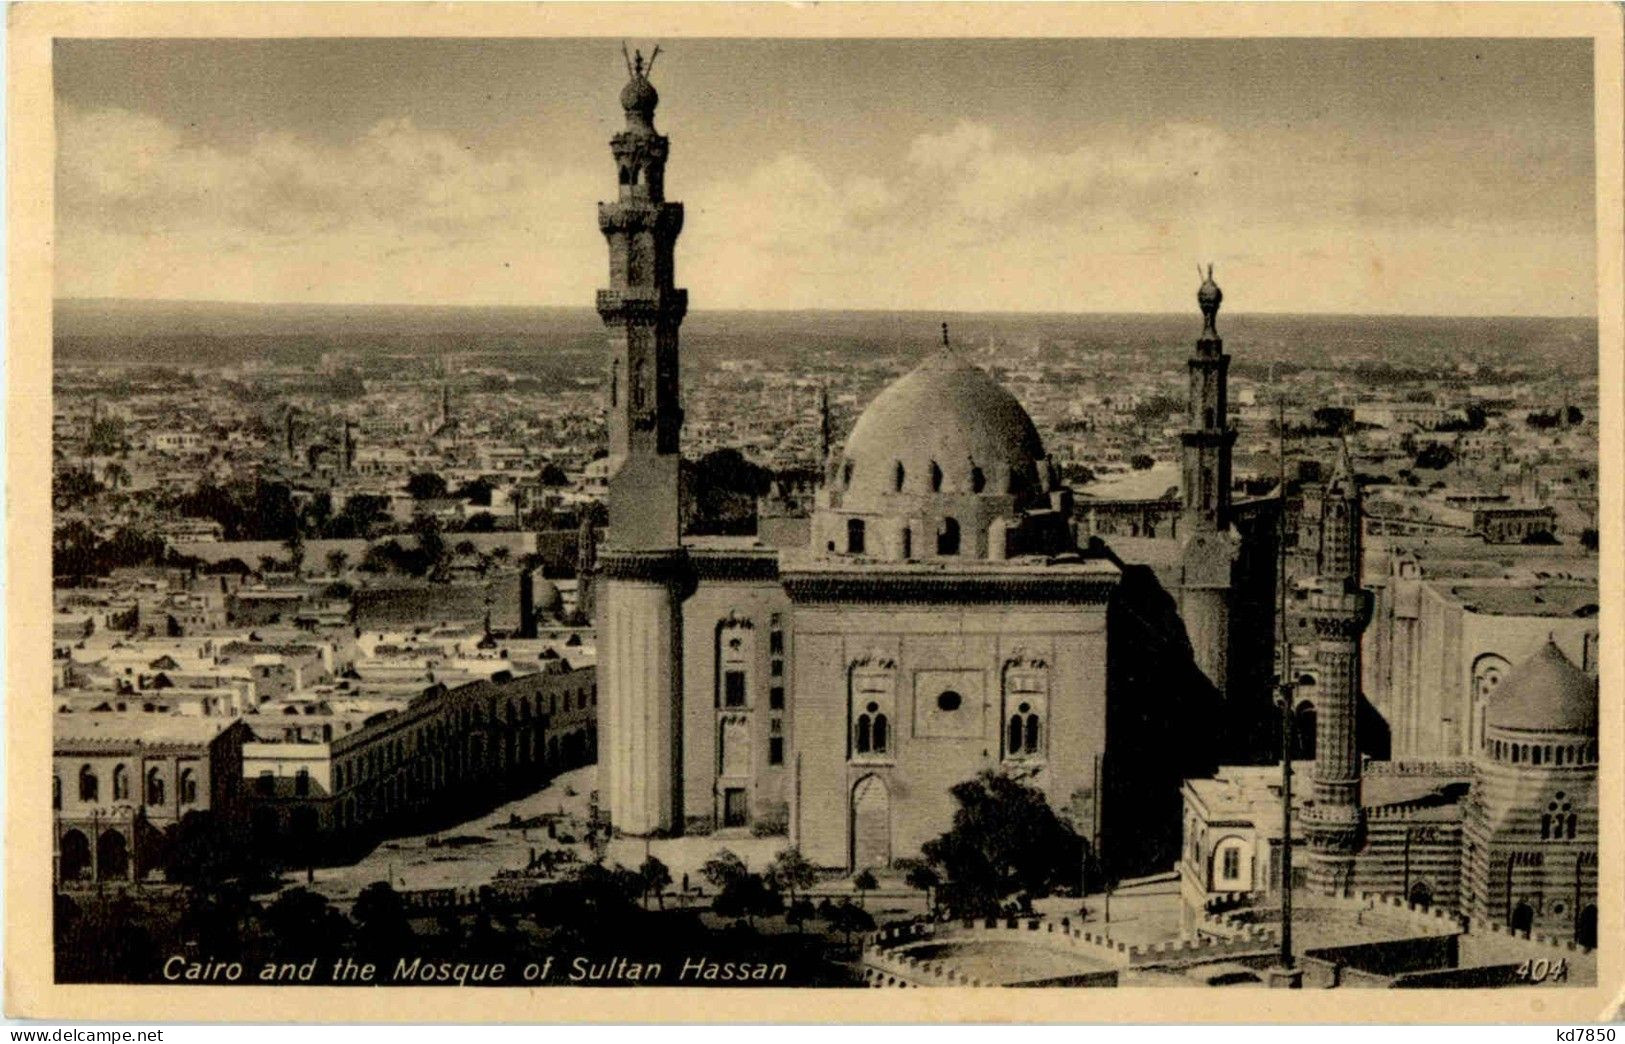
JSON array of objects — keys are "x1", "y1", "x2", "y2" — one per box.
[
  {"x1": 1576, "y1": 905, "x2": 1597, "y2": 949},
  {"x1": 60, "y1": 829, "x2": 91, "y2": 882},
  {"x1": 850, "y1": 775, "x2": 891, "y2": 872},
  {"x1": 1510, "y1": 902, "x2": 1535, "y2": 934},
  {"x1": 96, "y1": 829, "x2": 129, "y2": 881},
  {"x1": 1408, "y1": 881, "x2": 1433, "y2": 909}
]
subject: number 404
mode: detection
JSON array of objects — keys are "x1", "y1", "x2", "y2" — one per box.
[{"x1": 1516, "y1": 957, "x2": 1569, "y2": 982}]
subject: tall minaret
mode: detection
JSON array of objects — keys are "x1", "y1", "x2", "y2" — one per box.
[
  {"x1": 1176, "y1": 266, "x2": 1239, "y2": 696},
  {"x1": 1304, "y1": 441, "x2": 1373, "y2": 895},
  {"x1": 817, "y1": 383, "x2": 832, "y2": 470},
  {"x1": 595, "y1": 45, "x2": 691, "y2": 837},
  {"x1": 1181, "y1": 265, "x2": 1235, "y2": 531}
]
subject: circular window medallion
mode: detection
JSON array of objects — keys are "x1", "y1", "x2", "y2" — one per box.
[
  {"x1": 866, "y1": 702, "x2": 879, "y2": 714},
  {"x1": 937, "y1": 690, "x2": 962, "y2": 712}
]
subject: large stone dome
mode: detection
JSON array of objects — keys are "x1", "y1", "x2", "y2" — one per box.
[
  {"x1": 1487, "y1": 640, "x2": 1597, "y2": 734},
  {"x1": 838, "y1": 350, "x2": 1049, "y2": 505}
]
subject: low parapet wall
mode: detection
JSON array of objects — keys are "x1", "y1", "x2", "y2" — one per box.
[
  {"x1": 865, "y1": 914, "x2": 1277, "y2": 982},
  {"x1": 1469, "y1": 917, "x2": 1593, "y2": 954}
]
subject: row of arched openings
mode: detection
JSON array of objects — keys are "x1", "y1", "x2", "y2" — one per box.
[
  {"x1": 57, "y1": 828, "x2": 128, "y2": 882},
  {"x1": 58, "y1": 765, "x2": 196, "y2": 808},
  {"x1": 844, "y1": 517, "x2": 960, "y2": 557}
]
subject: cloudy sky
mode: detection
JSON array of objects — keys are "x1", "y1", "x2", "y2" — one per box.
[{"x1": 56, "y1": 38, "x2": 1594, "y2": 315}]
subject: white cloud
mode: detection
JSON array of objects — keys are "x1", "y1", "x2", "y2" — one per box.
[
  {"x1": 57, "y1": 104, "x2": 602, "y2": 302},
  {"x1": 55, "y1": 107, "x2": 1591, "y2": 314}
]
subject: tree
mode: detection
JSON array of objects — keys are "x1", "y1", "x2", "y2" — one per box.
[
  {"x1": 85, "y1": 417, "x2": 128, "y2": 456},
  {"x1": 465, "y1": 512, "x2": 498, "y2": 533},
  {"x1": 283, "y1": 528, "x2": 306, "y2": 575},
  {"x1": 712, "y1": 872, "x2": 782, "y2": 926},
  {"x1": 852, "y1": 868, "x2": 878, "y2": 909},
  {"x1": 407, "y1": 471, "x2": 448, "y2": 500},
  {"x1": 53, "y1": 467, "x2": 102, "y2": 509},
  {"x1": 457, "y1": 477, "x2": 495, "y2": 507},
  {"x1": 822, "y1": 900, "x2": 875, "y2": 947},
  {"x1": 919, "y1": 771, "x2": 1083, "y2": 918},
  {"x1": 900, "y1": 859, "x2": 941, "y2": 916},
  {"x1": 638, "y1": 855, "x2": 672, "y2": 910},
  {"x1": 1413, "y1": 443, "x2": 1456, "y2": 470},
  {"x1": 1521, "y1": 529, "x2": 1559, "y2": 546},
  {"x1": 539, "y1": 462, "x2": 570, "y2": 487},
  {"x1": 263, "y1": 887, "x2": 348, "y2": 964},
  {"x1": 769, "y1": 847, "x2": 817, "y2": 904},
  {"x1": 352, "y1": 881, "x2": 411, "y2": 962},
  {"x1": 326, "y1": 549, "x2": 349, "y2": 576},
  {"x1": 1581, "y1": 528, "x2": 1599, "y2": 552},
  {"x1": 1130, "y1": 454, "x2": 1155, "y2": 471},
  {"x1": 411, "y1": 514, "x2": 446, "y2": 577},
  {"x1": 785, "y1": 898, "x2": 816, "y2": 932},
  {"x1": 701, "y1": 849, "x2": 749, "y2": 892},
  {"x1": 103, "y1": 461, "x2": 131, "y2": 492}
]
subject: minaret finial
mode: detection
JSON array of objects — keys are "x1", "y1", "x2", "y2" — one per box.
[
  {"x1": 622, "y1": 41, "x2": 634, "y2": 78},
  {"x1": 1197, "y1": 263, "x2": 1223, "y2": 338}
]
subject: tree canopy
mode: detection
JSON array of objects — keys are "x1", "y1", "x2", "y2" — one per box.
[{"x1": 919, "y1": 771, "x2": 1083, "y2": 917}]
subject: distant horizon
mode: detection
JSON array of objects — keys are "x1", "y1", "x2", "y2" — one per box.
[{"x1": 53, "y1": 296, "x2": 1600, "y2": 323}]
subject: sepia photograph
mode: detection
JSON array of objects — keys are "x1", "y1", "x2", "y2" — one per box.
[{"x1": 6, "y1": 1, "x2": 1622, "y2": 1026}]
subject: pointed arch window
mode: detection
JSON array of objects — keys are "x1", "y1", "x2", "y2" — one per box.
[
  {"x1": 1002, "y1": 655, "x2": 1049, "y2": 761},
  {"x1": 849, "y1": 657, "x2": 896, "y2": 764},
  {"x1": 145, "y1": 767, "x2": 165, "y2": 806},
  {"x1": 930, "y1": 461, "x2": 943, "y2": 492},
  {"x1": 79, "y1": 765, "x2": 98, "y2": 803},
  {"x1": 112, "y1": 764, "x2": 130, "y2": 801},
  {"x1": 893, "y1": 461, "x2": 906, "y2": 492},
  {"x1": 937, "y1": 517, "x2": 960, "y2": 556}
]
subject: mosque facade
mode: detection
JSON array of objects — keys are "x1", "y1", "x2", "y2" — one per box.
[{"x1": 594, "y1": 56, "x2": 1277, "y2": 876}]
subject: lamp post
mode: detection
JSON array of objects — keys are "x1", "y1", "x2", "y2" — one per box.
[
  {"x1": 1273, "y1": 681, "x2": 1295, "y2": 969},
  {"x1": 1272, "y1": 393, "x2": 1296, "y2": 971}
]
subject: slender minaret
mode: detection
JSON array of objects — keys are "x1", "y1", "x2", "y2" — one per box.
[
  {"x1": 595, "y1": 45, "x2": 691, "y2": 836},
  {"x1": 1182, "y1": 265, "x2": 1235, "y2": 531},
  {"x1": 1177, "y1": 266, "x2": 1240, "y2": 696},
  {"x1": 1304, "y1": 441, "x2": 1373, "y2": 895},
  {"x1": 817, "y1": 383, "x2": 832, "y2": 470}
]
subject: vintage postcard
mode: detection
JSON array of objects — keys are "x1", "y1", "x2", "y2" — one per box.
[{"x1": 6, "y1": 1, "x2": 1622, "y2": 1025}]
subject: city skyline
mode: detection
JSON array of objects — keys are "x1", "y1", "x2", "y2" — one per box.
[{"x1": 56, "y1": 38, "x2": 1596, "y2": 317}]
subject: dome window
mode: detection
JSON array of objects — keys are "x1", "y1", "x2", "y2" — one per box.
[
  {"x1": 930, "y1": 461, "x2": 943, "y2": 492},
  {"x1": 937, "y1": 517, "x2": 960, "y2": 556},
  {"x1": 971, "y1": 466, "x2": 985, "y2": 493},
  {"x1": 894, "y1": 461, "x2": 906, "y2": 492},
  {"x1": 936, "y1": 690, "x2": 962, "y2": 712},
  {"x1": 842, "y1": 460, "x2": 854, "y2": 487}
]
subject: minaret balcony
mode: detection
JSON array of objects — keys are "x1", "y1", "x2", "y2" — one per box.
[
  {"x1": 596, "y1": 288, "x2": 688, "y2": 323},
  {"x1": 598, "y1": 200, "x2": 684, "y2": 236}
]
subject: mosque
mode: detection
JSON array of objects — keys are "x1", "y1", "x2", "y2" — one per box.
[{"x1": 593, "y1": 52, "x2": 1282, "y2": 876}]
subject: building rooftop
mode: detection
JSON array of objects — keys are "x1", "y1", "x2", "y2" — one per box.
[
  {"x1": 1437, "y1": 579, "x2": 1598, "y2": 618},
  {"x1": 54, "y1": 712, "x2": 239, "y2": 749}
]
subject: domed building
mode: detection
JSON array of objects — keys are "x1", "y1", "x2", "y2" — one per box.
[
  {"x1": 1462, "y1": 640, "x2": 1599, "y2": 945},
  {"x1": 594, "y1": 53, "x2": 1238, "y2": 877}
]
